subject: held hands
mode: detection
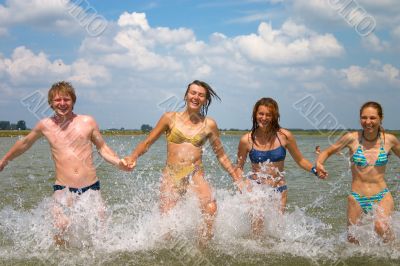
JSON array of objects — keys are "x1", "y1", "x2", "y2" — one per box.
[
  {"x1": 120, "y1": 156, "x2": 137, "y2": 171},
  {"x1": 315, "y1": 163, "x2": 328, "y2": 179},
  {"x1": 118, "y1": 158, "x2": 133, "y2": 171}
]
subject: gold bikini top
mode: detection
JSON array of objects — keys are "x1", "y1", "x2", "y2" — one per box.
[{"x1": 166, "y1": 114, "x2": 207, "y2": 147}]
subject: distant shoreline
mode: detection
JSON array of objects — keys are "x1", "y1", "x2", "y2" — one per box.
[{"x1": 1, "y1": 129, "x2": 399, "y2": 137}]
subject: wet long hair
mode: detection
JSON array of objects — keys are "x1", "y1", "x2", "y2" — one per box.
[
  {"x1": 360, "y1": 101, "x2": 385, "y2": 142},
  {"x1": 251, "y1": 97, "x2": 281, "y2": 143},
  {"x1": 184, "y1": 80, "x2": 221, "y2": 116}
]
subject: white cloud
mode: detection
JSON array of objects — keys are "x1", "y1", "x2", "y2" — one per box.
[
  {"x1": 0, "y1": 46, "x2": 109, "y2": 87},
  {"x1": 0, "y1": 0, "x2": 65, "y2": 25},
  {"x1": 340, "y1": 62, "x2": 400, "y2": 88},
  {"x1": 291, "y1": 0, "x2": 400, "y2": 37},
  {"x1": 0, "y1": 0, "x2": 106, "y2": 35},
  {"x1": 112, "y1": 28, "x2": 182, "y2": 71},
  {"x1": 79, "y1": 13, "x2": 344, "y2": 77},
  {"x1": 382, "y1": 64, "x2": 400, "y2": 82},
  {"x1": 292, "y1": 0, "x2": 400, "y2": 25},
  {"x1": 274, "y1": 65, "x2": 327, "y2": 81},
  {"x1": 2, "y1": 46, "x2": 64, "y2": 85},
  {"x1": 234, "y1": 21, "x2": 343, "y2": 64},
  {"x1": 292, "y1": 0, "x2": 338, "y2": 21},
  {"x1": 361, "y1": 33, "x2": 390, "y2": 52},
  {"x1": 342, "y1": 65, "x2": 368, "y2": 87},
  {"x1": 69, "y1": 59, "x2": 110, "y2": 86},
  {"x1": 118, "y1": 12, "x2": 150, "y2": 31}
]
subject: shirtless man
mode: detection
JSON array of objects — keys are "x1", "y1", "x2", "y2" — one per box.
[{"x1": 0, "y1": 81, "x2": 129, "y2": 245}]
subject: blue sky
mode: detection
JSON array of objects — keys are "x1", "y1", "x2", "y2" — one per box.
[{"x1": 0, "y1": 0, "x2": 399, "y2": 130}]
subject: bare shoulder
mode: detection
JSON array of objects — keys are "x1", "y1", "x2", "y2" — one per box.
[
  {"x1": 342, "y1": 131, "x2": 358, "y2": 143},
  {"x1": 384, "y1": 132, "x2": 400, "y2": 144},
  {"x1": 278, "y1": 128, "x2": 293, "y2": 140},
  {"x1": 205, "y1": 116, "x2": 217, "y2": 129},
  {"x1": 240, "y1": 132, "x2": 251, "y2": 143},
  {"x1": 78, "y1": 114, "x2": 95, "y2": 122},
  {"x1": 36, "y1": 117, "x2": 56, "y2": 132},
  {"x1": 158, "y1": 112, "x2": 176, "y2": 128},
  {"x1": 162, "y1": 112, "x2": 175, "y2": 121},
  {"x1": 76, "y1": 114, "x2": 98, "y2": 127},
  {"x1": 37, "y1": 117, "x2": 51, "y2": 128}
]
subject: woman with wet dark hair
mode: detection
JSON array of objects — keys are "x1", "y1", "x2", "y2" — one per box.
[{"x1": 236, "y1": 97, "x2": 324, "y2": 235}]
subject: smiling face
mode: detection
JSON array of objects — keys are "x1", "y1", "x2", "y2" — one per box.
[
  {"x1": 51, "y1": 92, "x2": 74, "y2": 117},
  {"x1": 185, "y1": 83, "x2": 207, "y2": 112},
  {"x1": 48, "y1": 81, "x2": 76, "y2": 118},
  {"x1": 360, "y1": 106, "x2": 382, "y2": 134},
  {"x1": 251, "y1": 98, "x2": 280, "y2": 134},
  {"x1": 256, "y1": 105, "x2": 273, "y2": 129}
]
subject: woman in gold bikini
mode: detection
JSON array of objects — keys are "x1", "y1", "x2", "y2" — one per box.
[{"x1": 124, "y1": 80, "x2": 242, "y2": 244}]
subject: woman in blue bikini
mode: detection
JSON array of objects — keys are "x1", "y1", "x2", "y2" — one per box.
[
  {"x1": 236, "y1": 97, "x2": 325, "y2": 235},
  {"x1": 316, "y1": 101, "x2": 400, "y2": 243}
]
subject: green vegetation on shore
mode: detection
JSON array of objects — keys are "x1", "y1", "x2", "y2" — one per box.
[
  {"x1": 0, "y1": 130, "x2": 31, "y2": 137},
  {"x1": 1, "y1": 129, "x2": 399, "y2": 138}
]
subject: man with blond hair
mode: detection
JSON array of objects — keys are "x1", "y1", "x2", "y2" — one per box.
[{"x1": 0, "y1": 81, "x2": 129, "y2": 245}]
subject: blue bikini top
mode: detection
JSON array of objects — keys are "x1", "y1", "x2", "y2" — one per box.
[{"x1": 249, "y1": 134, "x2": 286, "y2": 163}]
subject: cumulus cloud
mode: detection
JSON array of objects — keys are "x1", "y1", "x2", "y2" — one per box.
[
  {"x1": 0, "y1": 0, "x2": 105, "y2": 35},
  {"x1": 234, "y1": 21, "x2": 343, "y2": 64},
  {"x1": 0, "y1": 46, "x2": 109, "y2": 87},
  {"x1": 382, "y1": 64, "x2": 400, "y2": 81},
  {"x1": 118, "y1": 12, "x2": 150, "y2": 30},
  {"x1": 292, "y1": 0, "x2": 400, "y2": 26},
  {"x1": 76, "y1": 12, "x2": 344, "y2": 89},
  {"x1": 340, "y1": 62, "x2": 400, "y2": 88},
  {"x1": 1, "y1": 5, "x2": 399, "y2": 129},
  {"x1": 361, "y1": 33, "x2": 390, "y2": 52},
  {"x1": 342, "y1": 65, "x2": 369, "y2": 87}
]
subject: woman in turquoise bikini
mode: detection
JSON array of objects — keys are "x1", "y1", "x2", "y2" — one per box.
[{"x1": 316, "y1": 101, "x2": 400, "y2": 243}]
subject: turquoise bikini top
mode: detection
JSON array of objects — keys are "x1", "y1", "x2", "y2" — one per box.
[{"x1": 351, "y1": 133, "x2": 388, "y2": 167}]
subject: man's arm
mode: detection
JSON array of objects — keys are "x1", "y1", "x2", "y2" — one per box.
[
  {"x1": 0, "y1": 123, "x2": 43, "y2": 171},
  {"x1": 90, "y1": 118, "x2": 127, "y2": 170}
]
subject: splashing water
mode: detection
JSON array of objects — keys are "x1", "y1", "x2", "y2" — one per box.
[{"x1": 1, "y1": 135, "x2": 400, "y2": 265}]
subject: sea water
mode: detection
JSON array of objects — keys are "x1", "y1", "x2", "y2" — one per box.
[{"x1": 0, "y1": 135, "x2": 399, "y2": 265}]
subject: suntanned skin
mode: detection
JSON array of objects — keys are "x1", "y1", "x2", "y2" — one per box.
[
  {"x1": 124, "y1": 83, "x2": 242, "y2": 246},
  {"x1": 316, "y1": 106, "x2": 400, "y2": 243},
  {"x1": 0, "y1": 90, "x2": 130, "y2": 246},
  {"x1": 0, "y1": 94, "x2": 128, "y2": 184},
  {"x1": 236, "y1": 104, "x2": 327, "y2": 236}
]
